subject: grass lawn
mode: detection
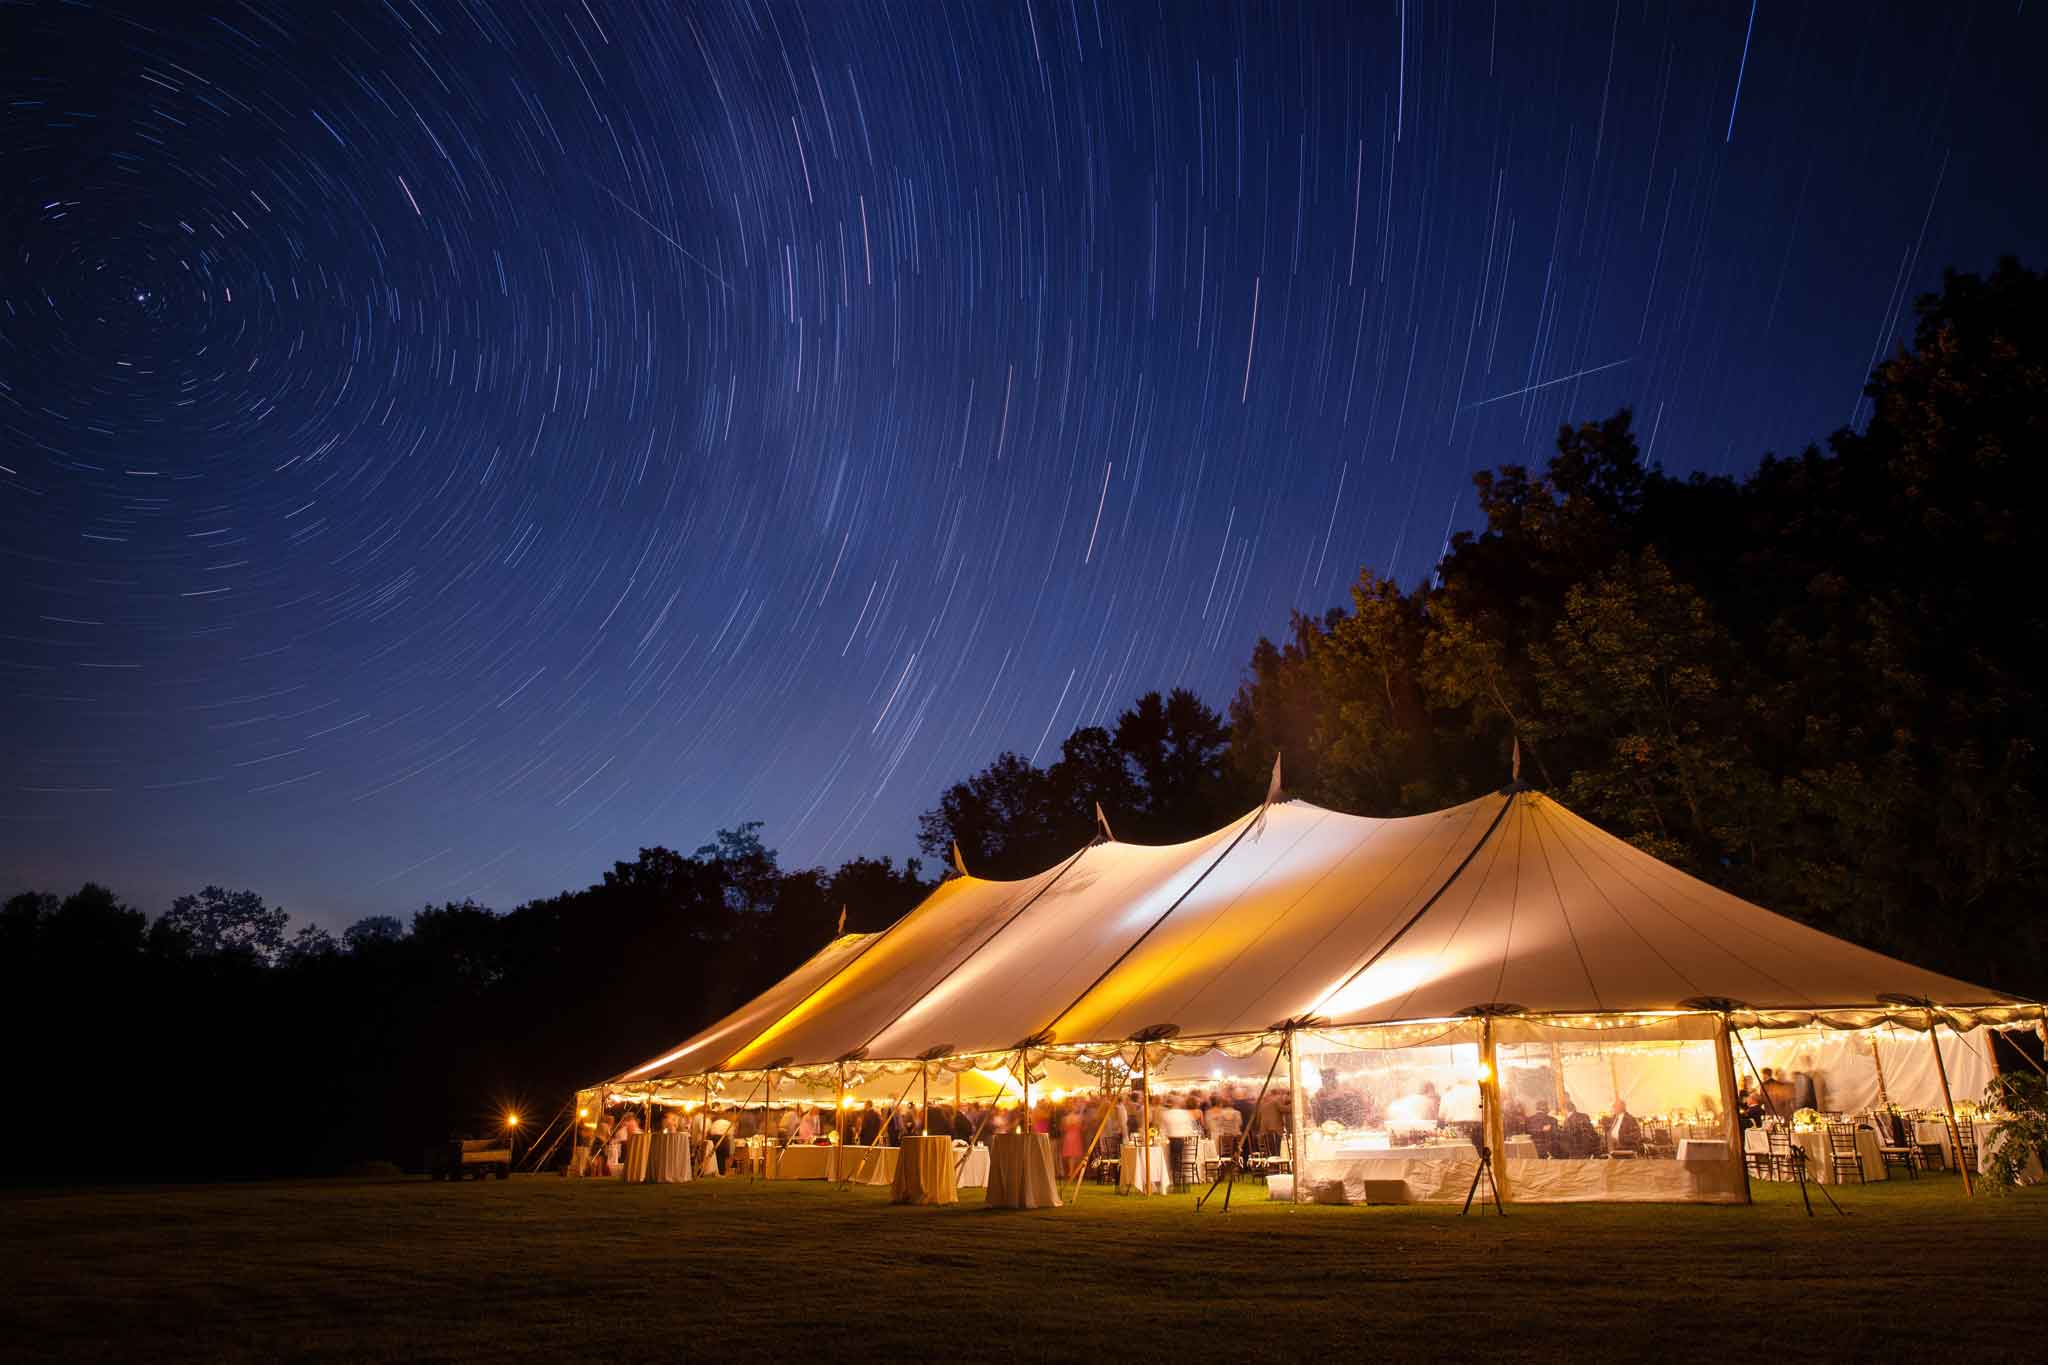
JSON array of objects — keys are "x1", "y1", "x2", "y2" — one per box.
[{"x1": 4, "y1": 1171, "x2": 2043, "y2": 1362}]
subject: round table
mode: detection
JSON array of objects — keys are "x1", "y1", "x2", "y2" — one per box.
[
  {"x1": 621, "y1": 1131, "x2": 652, "y2": 1181},
  {"x1": 984, "y1": 1132, "x2": 1062, "y2": 1208},
  {"x1": 891, "y1": 1135, "x2": 959, "y2": 1205},
  {"x1": 647, "y1": 1131, "x2": 693, "y2": 1182}
]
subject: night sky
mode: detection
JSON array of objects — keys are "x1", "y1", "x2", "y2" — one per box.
[{"x1": 3, "y1": 2, "x2": 2043, "y2": 928}]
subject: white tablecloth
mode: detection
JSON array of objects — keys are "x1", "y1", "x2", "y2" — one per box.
[
  {"x1": 1913, "y1": 1118, "x2": 2044, "y2": 1182},
  {"x1": 985, "y1": 1133, "x2": 1061, "y2": 1208},
  {"x1": 955, "y1": 1144, "x2": 990, "y2": 1189},
  {"x1": 1744, "y1": 1127, "x2": 1885, "y2": 1183},
  {"x1": 648, "y1": 1131, "x2": 693, "y2": 1182},
  {"x1": 1120, "y1": 1138, "x2": 1219, "y2": 1192},
  {"x1": 891, "y1": 1135, "x2": 958, "y2": 1205}
]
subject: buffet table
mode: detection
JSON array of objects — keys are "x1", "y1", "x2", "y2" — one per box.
[
  {"x1": 984, "y1": 1132, "x2": 1061, "y2": 1208},
  {"x1": 891, "y1": 1135, "x2": 958, "y2": 1205}
]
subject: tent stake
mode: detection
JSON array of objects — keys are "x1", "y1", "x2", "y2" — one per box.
[{"x1": 1925, "y1": 1011, "x2": 1974, "y2": 1196}]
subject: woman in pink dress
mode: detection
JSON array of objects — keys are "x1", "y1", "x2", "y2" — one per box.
[{"x1": 1059, "y1": 1106, "x2": 1085, "y2": 1179}]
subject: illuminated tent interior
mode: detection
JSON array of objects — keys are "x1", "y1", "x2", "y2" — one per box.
[{"x1": 582, "y1": 787, "x2": 2042, "y2": 1204}]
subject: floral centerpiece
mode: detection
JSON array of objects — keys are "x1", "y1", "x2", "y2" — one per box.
[{"x1": 1790, "y1": 1107, "x2": 1822, "y2": 1130}]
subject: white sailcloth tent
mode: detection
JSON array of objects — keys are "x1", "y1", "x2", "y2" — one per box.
[{"x1": 588, "y1": 787, "x2": 2042, "y2": 1204}]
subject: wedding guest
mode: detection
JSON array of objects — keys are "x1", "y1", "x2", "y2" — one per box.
[
  {"x1": 1761, "y1": 1068, "x2": 1794, "y2": 1119},
  {"x1": 706, "y1": 1110, "x2": 734, "y2": 1174},
  {"x1": 1560, "y1": 1101, "x2": 1598, "y2": 1158},
  {"x1": 1205, "y1": 1094, "x2": 1242, "y2": 1140},
  {"x1": 1060, "y1": 1104, "x2": 1085, "y2": 1179},
  {"x1": 1789, "y1": 1054, "x2": 1824, "y2": 1113},
  {"x1": 1604, "y1": 1098, "x2": 1641, "y2": 1154}
]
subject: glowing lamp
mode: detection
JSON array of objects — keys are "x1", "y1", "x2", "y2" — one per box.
[
  {"x1": 577, "y1": 1108, "x2": 588, "y2": 1118},
  {"x1": 506, "y1": 1113, "x2": 520, "y2": 1128},
  {"x1": 1476, "y1": 1062, "x2": 1493, "y2": 1082}
]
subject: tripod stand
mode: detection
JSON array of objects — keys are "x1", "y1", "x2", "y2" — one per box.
[{"x1": 1461, "y1": 1121, "x2": 1504, "y2": 1215}]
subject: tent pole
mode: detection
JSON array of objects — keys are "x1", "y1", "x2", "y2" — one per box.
[
  {"x1": 954, "y1": 1060, "x2": 1016, "y2": 1183},
  {"x1": 1139, "y1": 1047, "x2": 1152, "y2": 1197},
  {"x1": 842, "y1": 1066, "x2": 922, "y2": 1188},
  {"x1": 1067, "y1": 1094, "x2": 1119, "y2": 1205},
  {"x1": 1479, "y1": 1017, "x2": 1509, "y2": 1206},
  {"x1": 1712, "y1": 1019, "x2": 1751, "y2": 1205},
  {"x1": 1549, "y1": 1042, "x2": 1566, "y2": 1113},
  {"x1": 836, "y1": 1064, "x2": 849, "y2": 1174},
  {"x1": 921, "y1": 1062, "x2": 930, "y2": 1136},
  {"x1": 1286, "y1": 1028, "x2": 1307, "y2": 1206},
  {"x1": 1199, "y1": 1035, "x2": 1287, "y2": 1213},
  {"x1": 1731, "y1": 1028, "x2": 1841, "y2": 1217},
  {"x1": 1925, "y1": 1011, "x2": 1973, "y2": 1196},
  {"x1": 1868, "y1": 1033, "x2": 1892, "y2": 1109}
]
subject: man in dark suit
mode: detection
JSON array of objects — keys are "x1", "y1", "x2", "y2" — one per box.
[{"x1": 1604, "y1": 1098, "x2": 1642, "y2": 1154}]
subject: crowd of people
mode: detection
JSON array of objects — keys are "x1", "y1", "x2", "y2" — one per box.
[
  {"x1": 580, "y1": 1060, "x2": 1808, "y2": 1176},
  {"x1": 579, "y1": 1083, "x2": 1292, "y2": 1180}
]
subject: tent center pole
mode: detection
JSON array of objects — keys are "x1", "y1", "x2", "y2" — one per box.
[
  {"x1": 1286, "y1": 1028, "x2": 1306, "y2": 1205},
  {"x1": 836, "y1": 1064, "x2": 848, "y2": 1167},
  {"x1": 1711, "y1": 1017, "x2": 1751, "y2": 1206},
  {"x1": 1139, "y1": 1048, "x2": 1151, "y2": 1196},
  {"x1": 1478, "y1": 1016, "x2": 1508, "y2": 1207},
  {"x1": 1925, "y1": 1010, "x2": 1973, "y2": 1196}
]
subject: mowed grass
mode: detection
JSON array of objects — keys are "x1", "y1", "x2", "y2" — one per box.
[{"x1": 3, "y1": 1172, "x2": 2043, "y2": 1362}]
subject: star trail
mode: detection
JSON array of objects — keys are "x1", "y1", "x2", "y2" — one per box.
[{"x1": 3, "y1": 2, "x2": 2043, "y2": 925}]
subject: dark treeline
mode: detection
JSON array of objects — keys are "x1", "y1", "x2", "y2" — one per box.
[{"x1": 5, "y1": 262, "x2": 2043, "y2": 1182}]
